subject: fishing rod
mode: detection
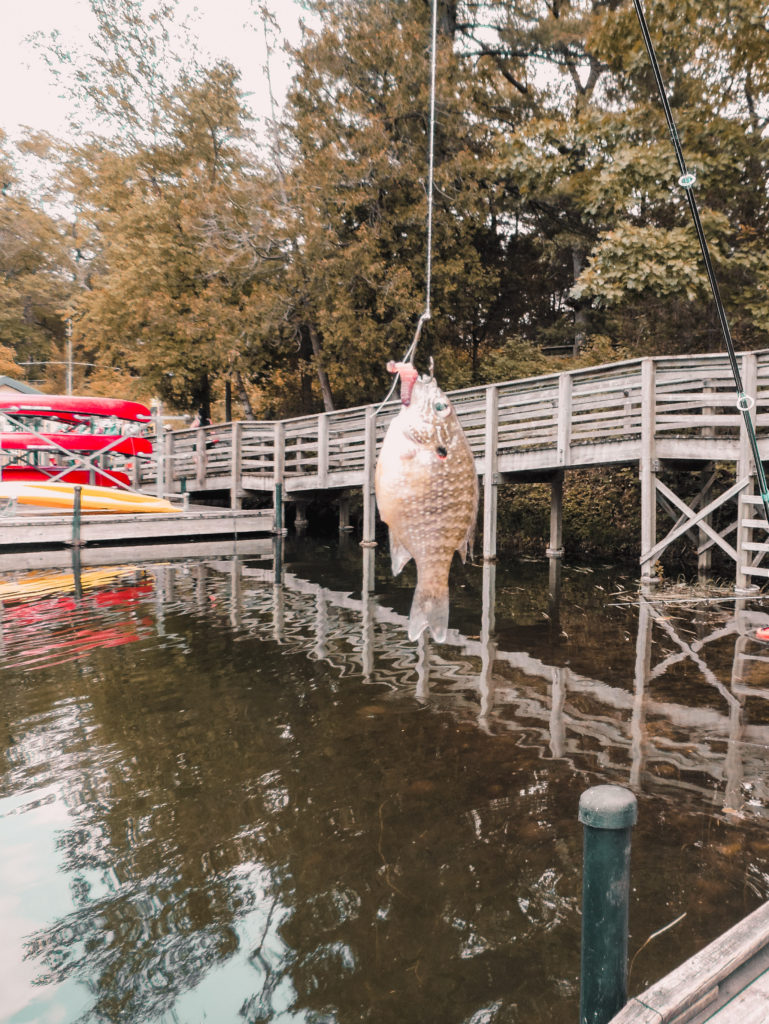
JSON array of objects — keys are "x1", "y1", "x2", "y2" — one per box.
[{"x1": 631, "y1": 0, "x2": 769, "y2": 529}]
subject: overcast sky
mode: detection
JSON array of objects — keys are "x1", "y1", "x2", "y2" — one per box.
[{"x1": 0, "y1": 0, "x2": 307, "y2": 141}]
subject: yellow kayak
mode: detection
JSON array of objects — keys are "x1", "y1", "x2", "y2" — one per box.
[{"x1": 0, "y1": 481, "x2": 178, "y2": 514}]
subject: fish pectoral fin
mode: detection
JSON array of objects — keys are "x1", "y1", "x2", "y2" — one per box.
[
  {"x1": 389, "y1": 530, "x2": 413, "y2": 576},
  {"x1": 457, "y1": 514, "x2": 477, "y2": 564},
  {"x1": 408, "y1": 583, "x2": 449, "y2": 643}
]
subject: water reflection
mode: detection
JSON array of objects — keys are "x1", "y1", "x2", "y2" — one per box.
[{"x1": 1, "y1": 544, "x2": 769, "y2": 1023}]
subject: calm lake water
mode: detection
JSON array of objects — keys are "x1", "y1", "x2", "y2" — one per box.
[{"x1": 2, "y1": 537, "x2": 769, "y2": 1024}]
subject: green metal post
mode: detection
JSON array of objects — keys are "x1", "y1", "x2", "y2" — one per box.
[
  {"x1": 274, "y1": 482, "x2": 283, "y2": 534},
  {"x1": 579, "y1": 785, "x2": 638, "y2": 1024},
  {"x1": 72, "y1": 485, "x2": 82, "y2": 550}
]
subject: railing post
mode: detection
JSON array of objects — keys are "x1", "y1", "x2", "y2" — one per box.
[
  {"x1": 273, "y1": 421, "x2": 285, "y2": 534},
  {"x1": 579, "y1": 785, "x2": 638, "y2": 1024},
  {"x1": 164, "y1": 430, "x2": 175, "y2": 499},
  {"x1": 639, "y1": 358, "x2": 657, "y2": 584},
  {"x1": 361, "y1": 406, "x2": 378, "y2": 594},
  {"x1": 482, "y1": 385, "x2": 499, "y2": 562},
  {"x1": 736, "y1": 353, "x2": 759, "y2": 592},
  {"x1": 318, "y1": 412, "x2": 329, "y2": 488},
  {"x1": 195, "y1": 427, "x2": 207, "y2": 490},
  {"x1": 231, "y1": 420, "x2": 242, "y2": 510},
  {"x1": 361, "y1": 406, "x2": 377, "y2": 549},
  {"x1": 557, "y1": 371, "x2": 572, "y2": 466},
  {"x1": 154, "y1": 404, "x2": 166, "y2": 499}
]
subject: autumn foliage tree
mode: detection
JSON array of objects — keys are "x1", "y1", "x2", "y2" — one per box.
[
  {"x1": 0, "y1": 131, "x2": 73, "y2": 382},
  {"x1": 7, "y1": 0, "x2": 769, "y2": 415}
]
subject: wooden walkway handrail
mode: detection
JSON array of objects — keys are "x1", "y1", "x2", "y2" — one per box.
[{"x1": 143, "y1": 349, "x2": 769, "y2": 495}]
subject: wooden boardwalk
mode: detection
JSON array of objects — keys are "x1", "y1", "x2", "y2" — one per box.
[{"x1": 137, "y1": 349, "x2": 769, "y2": 587}]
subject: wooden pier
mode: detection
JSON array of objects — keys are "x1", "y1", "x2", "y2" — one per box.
[
  {"x1": 0, "y1": 505, "x2": 273, "y2": 551},
  {"x1": 5, "y1": 349, "x2": 769, "y2": 576},
  {"x1": 134, "y1": 349, "x2": 769, "y2": 587}
]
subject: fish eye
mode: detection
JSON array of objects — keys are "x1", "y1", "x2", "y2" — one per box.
[{"x1": 434, "y1": 400, "x2": 450, "y2": 414}]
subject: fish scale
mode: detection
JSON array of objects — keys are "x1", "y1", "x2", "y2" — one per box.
[{"x1": 375, "y1": 363, "x2": 478, "y2": 642}]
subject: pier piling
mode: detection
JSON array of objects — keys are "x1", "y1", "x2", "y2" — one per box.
[{"x1": 579, "y1": 785, "x2": 637, "y2": 1024}]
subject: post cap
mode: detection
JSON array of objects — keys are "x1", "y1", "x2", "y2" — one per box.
[{"x1": 579, "y1": 785, "x2": 637, "y2": 830}]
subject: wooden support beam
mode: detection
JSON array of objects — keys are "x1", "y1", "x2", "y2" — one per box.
[
  {"x1": 318, "y1": 413, "x2": 329, "y2": 489},
  {"x1": 639, "y1": 359, "x2": 657, "y2": 581},
  {"x1": 338, "y1": 493, "x2": 352, "y2": 533},
  {"x1": 230, "y1": 421, "x2": 242, "y2": 510},
  {"x1": 195, "y1": 427, "x2": 207, "y2": 489},
  {"x1": 645, "y1": 476, "x2": 748, "y2": 566},
  {"x1": 736, "y1": 352, "x2": 759, "y2": 591},
  {"x1": 361, "y1": 405, "x2": 377, "y2": 548},
  {"x1": 546, "y1": 471, "x2": 564, "y2": 557},
  {"x1": 273, "y1": 421, "x2": 285, "y2": 533},
  {"x1": 557, "y1": 372, "x2": 572, "y2": 466},
  {"x1": 482, "y1": 385, "x2": 499, "y2": 561},
  {"x1": 154, "y1": 404, "x2": 166, "y2": 499}
]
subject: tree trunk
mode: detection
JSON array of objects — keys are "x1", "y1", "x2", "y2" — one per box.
[
  {"x1": 572, "y1": 247, "x2": 588, "y2": 355},
  {"x1": 308, "y1": 323, "x2": 335, "y2": 411},
  {"x1": 235, "y1": 371, "x2": 255, "y2": 418}
]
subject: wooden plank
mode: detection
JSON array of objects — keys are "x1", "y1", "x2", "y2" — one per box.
[
  {"x1": 706, "y1": 969, "x2": 769, "y2": 1023},
  {"x1": 610, "y1": 901, "x2": 769, "y2": 1024},
  {"x1": 482, "y1": 385, "x2": 499, "y2": 560},
  {"x1": 557, "y1": 373, "x2": 572, "y2": 466}
]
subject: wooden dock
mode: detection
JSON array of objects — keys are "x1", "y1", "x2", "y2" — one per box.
[
  {"x1": 0, "y1": 505, "x2": 273, "y2": 551},
  {"x1": 611, "y1": 900, "x2": 769, "y2": 1024},
  {"x1": 135, "y1": 349, "x2": 769, "y2": 588}
]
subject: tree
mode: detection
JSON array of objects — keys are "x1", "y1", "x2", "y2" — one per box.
[
  {"x1": 64, "y1": 68, "x2": 255, "y2": 413},
  {"x1": 41, "y1": 1, "x2": 256, "y2": 414},
  {"x1": 0, "y1": 131, "x2": 73, "y2": 383},
  {"x1": 227, "y1": 0, "x2": 517, "y2": 416}
]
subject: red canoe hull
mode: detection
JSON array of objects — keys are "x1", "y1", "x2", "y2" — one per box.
[
  {"x1": 0, "y1": 465, "x2": 132, "y2": 488},
  {"x1": 0, "y1": 432, "x2": 152, "y2": 456},
  {"x1": 0, "y1": 395, "x2": 152, "y2": 423}
]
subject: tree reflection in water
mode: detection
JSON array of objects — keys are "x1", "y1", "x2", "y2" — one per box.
[{"x1": 0, "y1": 543, "x2": 768, "y2": 1023}]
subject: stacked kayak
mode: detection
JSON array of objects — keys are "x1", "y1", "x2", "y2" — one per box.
[
  {"x1": 0, "y1": 481, "x2": 176, "y2": 514},
  {"x1": 0, "y1": 393, "x2": 176, "y2": 515}
]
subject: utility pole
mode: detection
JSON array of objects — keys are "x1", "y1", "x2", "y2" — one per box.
[{"x1": 65, "y1": 320, "x2": 73, "y2": 396}]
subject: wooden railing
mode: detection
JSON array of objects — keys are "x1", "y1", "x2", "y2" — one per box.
[{"x1": 138, "y1": 350, "x2": 769, "y2": 498}]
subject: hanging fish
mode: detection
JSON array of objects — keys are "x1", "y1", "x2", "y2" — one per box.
[{"x1": 375, "y1": 360, "x2": 478, "y2": 642}]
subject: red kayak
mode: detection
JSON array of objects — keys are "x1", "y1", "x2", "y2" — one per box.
[
  {"x1": 0, "y1": 432, "x2": 152, "y2": 456},
  {"x1": 0, "y1": 394, "x2": 152, "y2": 423},
  {"x1": 0, "y1": 465, "x2": 132, "y2": 488}
]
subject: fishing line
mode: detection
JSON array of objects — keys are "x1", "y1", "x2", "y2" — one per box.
[
  {"x1": 631, "y1": 0, "x2": 769, "y2": 528},
  {"x1": 377, "y1": 0, "x2": 439, "y2": 412}
]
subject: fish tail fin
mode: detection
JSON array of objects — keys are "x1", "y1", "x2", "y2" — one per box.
[{"x1": 409, "y1": 581, "x2": 449, "y2": 643}]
